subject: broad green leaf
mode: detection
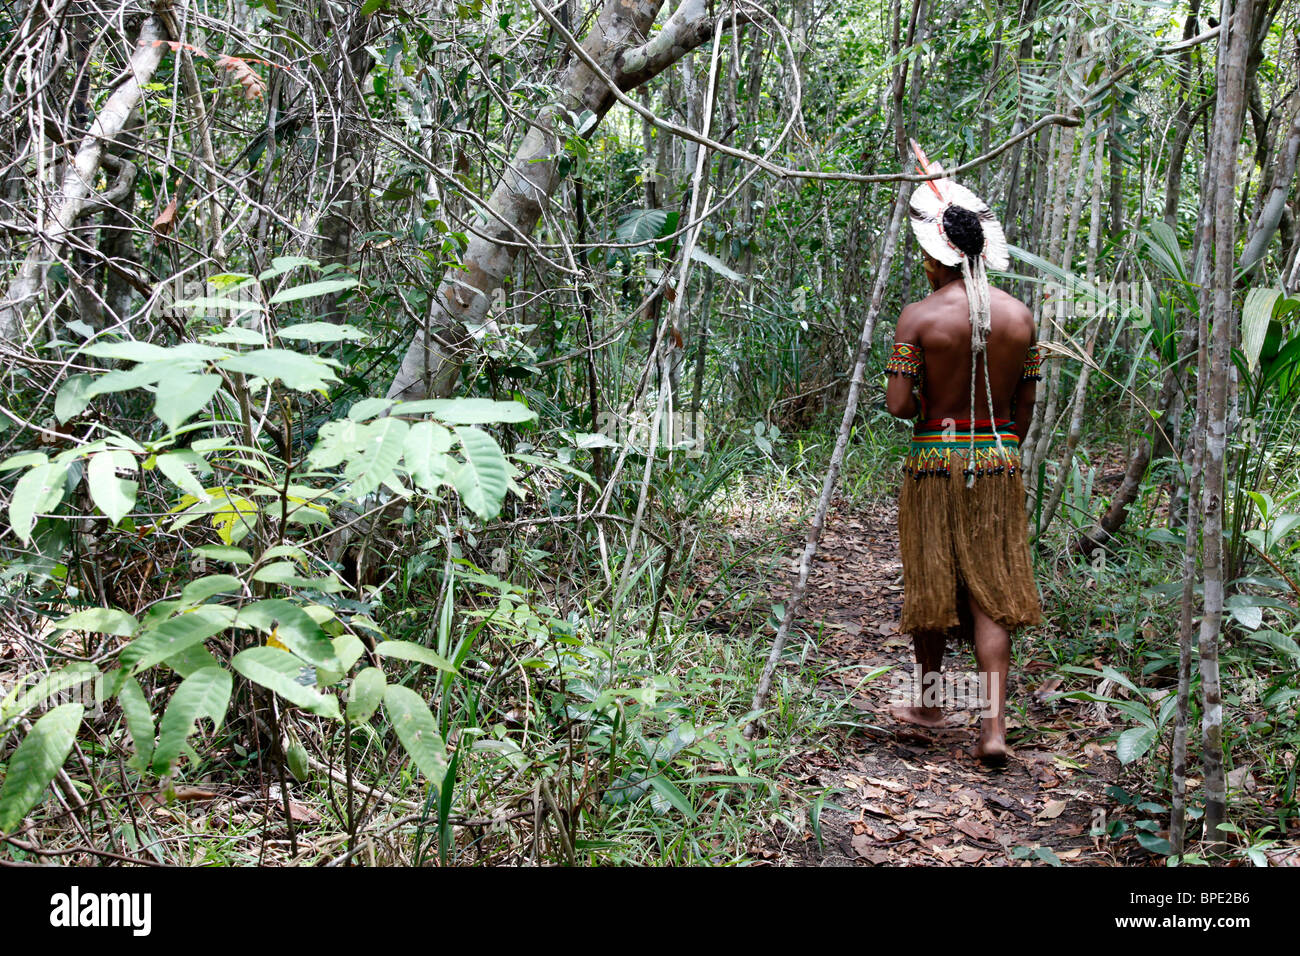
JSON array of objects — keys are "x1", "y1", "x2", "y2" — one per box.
[
  {"x1": 155, "y1": 452, "x2": 211, "y2": 501},
  {"x1": 1, "y1": 662, "x2": 98, "y2": 723},
  {"x1": 202, "y1": 326, "x2": 266, "y2": 346},
  {"x1": 347, "y1": 667, "x2": 386, "y2": 723},
  {"x1": 154, "y1": 372, "x2": 223, "y2": 431},
  {"x1": 374, "y1": 640, "x2": 457, "y2": 673},
  {"x1": 172, "y1": 296, "x2": 260, "y2": 315},
  {"x1": 344, "y1": 417, "x2": 408, "y2": 497},
  {"x1": 453, "y1": 426, "x2": 508, "y2": 519},
  {"x1": 0, "y1": 703, "x2": 84, "y2": 831},
  {"x1": 151, "y1": 667, "x2": 233, "y2": 774},
  {"x1": 83, "y1": 340, "x2": 173, "y2": 362},
  {"x1": 347, "y1": 398, "x2": 394, "y2": 421},
  {"x1": 647, "y1": 775, "x2": 696, "y2": 819},
  {"x1": 55, "y1": 374, "x2": 94, "y2": 423},
  {"x1": 88, "y1": 450, "x2": 137, "y2": 526},
  {"x1": 398, "y1": 398, "x2": 536, "y2": 424},
  {"x1": 1116, "y1": 725, "x2": 1156, "y2": 764},
  {"x1": 252, "y1": 561, "x2": 346, "y2": 593},
  {"x1": 221, "y1": 349, "x2": 340, "y2": 392},
  {"x1": 0, "y1": 451, "x2": 47, "y2": 472},
  {"x1": 403, "y1": 420, "x2": 453, "y2": 490},
  {"x1": 180, "y1": 574, "x2": 243, "y2": 604},
  {"x1": 58, "y1": 607, "x2": 137, "y2": 636},
  {"x1": 276, "y1": 322, "x2": 369, "y2": 342},
  {"x1": 231, "y1": 647, "x2": 340, "y2": 718},
  {"x1": 257, "y1": 256, "x2": 318, "y2": 281},
  {"x1": 10, "y1": 461, "x2": 69, "y2": 544},
  {"x1": 1242, "y1": 288, "x2": 1282, "y2": 373},
  {"x1": 690, "y1": 247, "x2": 744, "y2": 282},
  {"x1": 192, "y1": 544, "x2": 253, "y2": 565},
  {"x1": 117, "y1": 676, "x2": 156, "y2": 769},
  {"x1": 268, "y1": 278, "x2": 359, "y2": 304},
  {"x1": 121, "y1": 606, "x2": 232, "y2": 672},
  {"x1": 235, "y1": 599, "x2": 342, "y2": 670},
  {"x1": 383, "y1": 685, "x2": 448, "y2": 786}
]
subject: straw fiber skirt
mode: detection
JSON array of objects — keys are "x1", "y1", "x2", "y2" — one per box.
[{"x1": 897, "y1": 423, "x2": 1042, "y2": 639}]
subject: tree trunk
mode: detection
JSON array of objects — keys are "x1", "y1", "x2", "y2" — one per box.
[
  {"x1": 1197, "y1": 0, "x2": 1257, "y2": 846},
  {"x1": 385, "y1": 0, "x2": 723, "y2": 402},
  {"x1": 0, "y1": 14, "x2": 170, "y2": 343}
]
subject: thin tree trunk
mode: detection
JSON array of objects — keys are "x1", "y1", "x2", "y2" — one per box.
[
  {"x1": 385, "y1": 0, "x2": 723, "y2": 402},
  {"x1": 0, "y1": 14, "x2": 170, "y2": 342},
  {"x1": 1197, "y1": 0, "x2": 1257, "y2": 846}
]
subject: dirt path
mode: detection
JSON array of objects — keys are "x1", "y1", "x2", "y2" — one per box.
[{"x1": 764, "y1": 499, "x2": 1123, "y2": 866}]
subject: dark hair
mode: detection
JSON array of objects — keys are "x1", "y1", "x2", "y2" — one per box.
[{"x1": 942, "y1": 205, "x2": 985, "y2": 259}]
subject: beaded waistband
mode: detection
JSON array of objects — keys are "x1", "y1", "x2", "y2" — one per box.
[{"x1": 904, "y1": 418, "x2": 1020, "y2": 479}]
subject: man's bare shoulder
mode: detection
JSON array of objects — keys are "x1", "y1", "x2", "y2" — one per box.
[{"x1": 991, "y1": 285, "x2": 1034, "y2": 330}]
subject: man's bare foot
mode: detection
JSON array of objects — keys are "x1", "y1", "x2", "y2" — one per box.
[
  {"x1": 972, "y1": 737, "x2": 1009, "y2": 768},
  {"x1": 890, "y1": 705, "x2": 949, "y2": 729}
]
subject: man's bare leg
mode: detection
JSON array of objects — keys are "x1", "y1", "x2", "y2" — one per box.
[
  {"x1": 891, "y1": 631, "x2": 948, "y2": 727},
  {"x1": 969, "y1": 595, "x2": 1011, "y2": 765}
]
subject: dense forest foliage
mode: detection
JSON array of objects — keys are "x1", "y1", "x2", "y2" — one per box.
[{"x1": 0, "y1": 0, "x2": 1297, "y2": 866}]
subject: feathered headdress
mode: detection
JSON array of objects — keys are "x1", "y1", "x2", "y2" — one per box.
[
  {"x1": 908, "y1": 140, "x2": 1012, "y2": 486},
  {"x1": 907, "y1": 141, "x2": 1009, "y2": 271}
]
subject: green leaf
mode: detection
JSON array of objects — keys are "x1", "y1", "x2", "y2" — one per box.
[
  {"x1": 689, "y1": 247, "x2": 744, "y2": 282},
  {"x1": 347, "y1": 667, "x2": 386, "y2": 723},
  {"x1": 221, "y1": 349, "x2": 340, "y2": 392},
  {"x1": 344, "y1": 417, "x2": 408, "y2": 498},
  {"x1": 151, "y1": 667, "x2": 233, "y2": 774},
  {"x1": 117, "y1": 676, "x2": 156, "y2": 769},
  {"x1": 347, "y1": 398, "x2": 394, "y2": 421},
  {"x1": 403, "y1": 420, "x2": 453, "y2": 490},
  {"x1": 268, "y1": 278, "x2": 359, "y2": 304},
  {"x1": 251, "y1": 560, "x2": 346, "y2": 593},
  {"x1": 121, "y1": 605, "x2": 232, "y2": 673},
  {"x1": 0, "y1": 703, "x2": 84, "y2": 831},
  {"x1": 276, "y1": 322, "x2": 369, "y2": 343},
  {"x1": 382, "y1": 685, "x2": 448, "y2": 786},
  {"x1": 58, "y1": 607, "x2": 137, "y2": 636},
  {"x1": 1116, "y1": 725, "x2": 1157, "y2": 764},
  {"x1": 83, "y1": 340, "x2": 173, "y2": 362},
  {"x1": 647, "y1": 775, "x2": 696, "y2": 819},
  {"x1": 55, "y1": 374, "x2": 94, "y2": 423},
  {"x1": 9, "y1": 461, "x2": 69, "y2": 544},
  {"x1": 374, "y1": 640, "x2": 458, "y2": 673},
  {"x1": 236, "y1": 599, "x2": 342, "y2": 670},
  {"x1": 231, "y1": 647, "x2": 340, "y2": 718},
  {"x1": 1, "y1": 663, "x2": 97, "y2": 723},
  {"x1": 192, "y1": 544, "x2": 253, "y2": 565},
  {"x1": 88, "y1": 449, "x2": 137, "y2": 526},
  {"x1": 257, "y1": 256, "x2": 317, "y2": 281},
  {"x1": 0, "y1": 451, "x2": 47, "y2": 472},
  {"x1": 155, "y1": 451, "x2": 211, "y2": 500},
  {"x1": 453, "y1": 426, "x2": 508, "y2": 519},
  {"x1": 202, "y1": 326, "x2": 266, "y2": 346},
  {"x1": 398, "y1": 398, "x2": 537, "y2": 424},
  {"x1": 153, "y1": 372, "x2": 223, "y2": 431},
  {"x1": 180, "y1": 574, "x2": 243, "y2": 604},
  {"x1": 1242, "y1": 288, "x2": 1282, "y2": 373}
]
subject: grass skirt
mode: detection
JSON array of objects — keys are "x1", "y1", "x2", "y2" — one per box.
[{"x1": 897, "y1": 421, "x2": 1042, "y2": 639}]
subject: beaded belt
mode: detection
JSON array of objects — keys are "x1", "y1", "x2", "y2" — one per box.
[{"x1": 903, "y1": 418, "x2": 1020, "y2": 479}]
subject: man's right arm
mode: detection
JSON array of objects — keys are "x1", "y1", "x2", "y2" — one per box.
[{"x1": 886, "y1": 305, "x2": 924, "y2": 420}]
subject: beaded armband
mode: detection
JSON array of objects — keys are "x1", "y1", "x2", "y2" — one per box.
[
  {"x1": 886, "y1": 342, "x2": 925, "y2": 381},
  {"x1": 1021, "y1": 344, "x2": 1043, "y2": 382}
]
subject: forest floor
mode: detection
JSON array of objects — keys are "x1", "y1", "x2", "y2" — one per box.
[{"x1": 749, "y1": 497, "x2": 1137, "y2": 866}]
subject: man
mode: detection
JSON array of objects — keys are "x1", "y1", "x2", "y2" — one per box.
[{"x1": 883, "y1": 143, "x2": 1043, "y2": 767}]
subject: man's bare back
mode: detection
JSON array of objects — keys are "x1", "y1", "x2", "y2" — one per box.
[{"x1": 886, "y1": 278, "x2": 1037, "y2": 440}]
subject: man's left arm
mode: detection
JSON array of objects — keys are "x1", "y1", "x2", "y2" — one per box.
[{"x1": 1012, "y1": 340, "x2": 1042, "y2": 444}]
